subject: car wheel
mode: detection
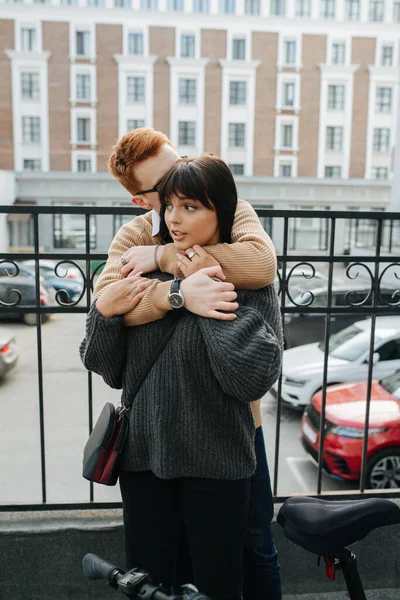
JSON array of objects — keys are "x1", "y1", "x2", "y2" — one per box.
[
  {"x1": 23, "y1": 313, "x2": 37, "y2": 326},
  {"x1": 22, "y1": 313, "x2": 49, "y2": 326},
  {"x1": 366, "y1": 449, "x2": 400, "y2": 490}
]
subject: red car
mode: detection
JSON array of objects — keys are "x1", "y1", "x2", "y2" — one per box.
[{"x1": 301, "y1": 370, "x2": 400, "y2": 489}]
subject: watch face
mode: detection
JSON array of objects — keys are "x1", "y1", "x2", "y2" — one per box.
[{"x1": 169, "y1": 292, "x2": 184, "y2": 309}]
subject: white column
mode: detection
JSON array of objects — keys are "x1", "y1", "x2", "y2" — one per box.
[{"x1": 389, "y1": 74, "x2": 400, "y2": 214}]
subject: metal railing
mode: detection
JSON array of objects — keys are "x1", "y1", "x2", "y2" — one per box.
[{"x1": 0, "y1": 205, "x2": 400, "y2": 510}]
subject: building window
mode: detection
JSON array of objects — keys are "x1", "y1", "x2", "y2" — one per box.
[
  {"x1": 23, "y1": 159, "x2": 41, "y2": 171},
  {"x1": 179, "y1": 79, "x2": 197, "y2": 104},
  {"x1": 181, "y1": 35, "x2": 195, "y2": 58},
  {"x1": 53, "y1": 213, "x2": 96, "y2": 250},
  {"x1": 373, "y1": 128, "x2": 390, "y2": 152},
  {"x1": 127, "y1": 119, "x2": 145, "y2": 130},
  {"x1": 141, "y1": 0, "x2": 158, "y2": 8},
  {"x1": 61, "y1": 0, "x2": 77, "y2": 4},
  {"x1": 345, "y1": 0, "x2": 359, "y2": 19},
  {"x1": 281, "y1": 124, "x2": 293, "y2": 148},
  {"x1": 295, "y1": 0, "x2": 311, "y2": 16},
  {"x1": 381, "y1": 45, "x2": 393, "y2": 67},
  {"x1": 76, "y1": 31, "x2": 90, "y2": 56},
  {"x1": 332, "y1": 43, "x2": 345, "y2": 64},
  {"x1": 376, "y1": 87, "x2": 392, "y2": 112},
  {"x1": 279, "y1": 163, "x2": 292, "y2": 177},
  {"x1": 22, "y1": 116, "x2": 40, "y2": 142},
  {"x1": 76, "y1": 74, "x2": 91, "y2": 101},
  {"x1": 21, "y1": 73, "x2": 39, "y2": 100},
  {"x1": 77, "y1": 117, "x2": 90, "y2": 142},
  {"x1": 194, "y1": 0, "x2": 209, "y2": 10},
  {"x1": 328, "y1": 85, "x2": 345, "y2": 110},
  {"x1": 229, "y1": 164, "x2": 244, "y2": 175},
  {"x1": 21, "y1": 28, "x2": 37, "y2": 52},
  {"x1": 178, "y1": 121, "x2": 196, "y2": 146},
  {"x1": 369, "y1": 0, "x2": 384, "y2": 21},
  {"x1": 220, "y1": 0, "x2": 235, "y2": 12},
  {"x1": 168, "y1": 0, "x2": 183, "y2": 9},
  {"x1": 115, "y1": 0, "x2": 131, "y2": 6},
  {"x1": 245, "y1": 0, "x2": 260, "y2": 14},
  {"x1": 371, "y1": 167, "x2": 389, "y2": 179},
  {"x1": 232, "y1": 38, "x2": 246, "y2": 60},
  {"x1": 229, "y1": 81, "x2": 247, "y2": 105},
  {"x1": 77, "y1": 159, "x2": 92, "y2": 172},
  {"x1": 270, "y1": 0, "x2": 285, "y2": 15},
  {"x1": 283, "y1": 82, "x2": 295, "y2": 107},
  {"x1": 228, "y1": 123, "x2": 246, "y2": 147},
  {"x1": 284, "y1": 41, "x2": 296, "y2": 65},
  {"x1": 127, "y1": 76, "x2": 145, "y2": 102},
  {"x1": 128, "y1": 33, "x2": 144, "y2": 56},
  {"x1": 321, "y1": 0, "x2": 336, "y2": 18},
  {"x1": 325, "y1": 166, "x2": 342, "y2": 178},
  {"x1": 326, "y1": 126, "x2": 343, "y2": 151},
  {"x1": 394, "y1": 2, "x2": 400, "y2": 21},
  {"x1": 87, "y1": 0, "x2": 105, "y2": 5}
]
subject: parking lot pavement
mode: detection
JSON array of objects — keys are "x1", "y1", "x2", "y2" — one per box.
[{"x1": 0, "y1": 311, "x2": 358, "y2": 506}]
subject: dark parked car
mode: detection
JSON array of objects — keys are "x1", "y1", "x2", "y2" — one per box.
[
  {"x1": 284, "y1": 283, "x2": 398, "y2": 349},
  {"x1": 0, "y1": 263, "x2": 82, "y2": 305},
  {"x1": 0, "y1": 275, "x2": 51, "y2": 326}
]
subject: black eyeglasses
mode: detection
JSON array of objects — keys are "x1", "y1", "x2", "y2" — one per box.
[{"x1": 135, "y1": 156, "x2": 189, "y2": 196}]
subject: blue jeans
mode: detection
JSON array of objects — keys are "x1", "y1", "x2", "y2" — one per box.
[{"x1": 243, "y1": 426, "x2": 282, "y2": 600}]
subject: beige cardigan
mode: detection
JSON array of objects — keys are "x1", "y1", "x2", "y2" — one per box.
[{"x1": 94, "y1": 199, "x2": 277, "y2": 427}]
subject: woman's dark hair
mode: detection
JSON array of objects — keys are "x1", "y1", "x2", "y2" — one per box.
[{"x1": 158, "y1": 155, "x2": 238, "y2": 244}]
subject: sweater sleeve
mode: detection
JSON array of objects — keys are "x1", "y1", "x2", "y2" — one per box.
[
  {"x1": 94, "y1": 212, "x2": 155, "y2": 298},
  {"x1": 197, "y1": 284, "x2": 283, "y2": 403},
  {"x1": 160, "y1": 199, "x2": 277, "y2": 289},
  {"x1": 79, "y1": 302, "x2": 127, "y2": 389}
]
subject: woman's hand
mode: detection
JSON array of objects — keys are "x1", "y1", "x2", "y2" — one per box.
[
  {"x1": 177, "y1": 245, "x2": 223, "y2": 279},
  {"x1": 96, "y1": 273, "x2": 153, "y2": 318},
  {"x1": 120, "y1": 245, "x2": 164, "y2": 277}
]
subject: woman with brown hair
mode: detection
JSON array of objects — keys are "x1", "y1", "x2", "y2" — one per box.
[{"x1": 80, "y1": 155, "x2": 283, "y2": 600}]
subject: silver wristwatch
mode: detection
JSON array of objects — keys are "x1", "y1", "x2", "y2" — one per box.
[{"x1": 168, "y1": 278, "x2": 185, "y2": 309}]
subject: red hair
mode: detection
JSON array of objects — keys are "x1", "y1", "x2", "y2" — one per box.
[{"x1": 108, "y1": 128, "x2": 174, "y2": 195}]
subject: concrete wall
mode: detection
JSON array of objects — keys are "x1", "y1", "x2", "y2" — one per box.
[
  {"x1": 0, "y1": 170, "x2": 16, "y2": 251},
  {"x1": 1, "y1": 508, "x2": 399, "y2": 599}
]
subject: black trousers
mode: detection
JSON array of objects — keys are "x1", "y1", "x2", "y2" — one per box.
[{"x1": 119, "y1": 470, "x2": 250, "y2": 600}]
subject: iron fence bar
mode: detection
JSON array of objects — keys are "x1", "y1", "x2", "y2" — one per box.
[
  {"x1": 273, "y1": 217, "x2": 289, "y2": 497},
  {"x1": 316, "y1": 218, "x2": 336, "y2": 495},
  {"x1": 359, "y1": 219, "x2": 383, "y2": 492},
  {"x1": 2, "y1": 205, "x2": 400, "y2": 220},
  {"x1": 84, "y1": 213, "x2": 95, "y2": 503},
  {"x1": 32, "y1": 214, "x2": 47, "y2": 504},
  {"x1": 2, "y1": 488, "x2": 400, "y2": 513}
]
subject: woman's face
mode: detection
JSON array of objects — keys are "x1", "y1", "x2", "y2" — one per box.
[{"x1": 164, "y1": 193, "x2": 220, "y2": 251}]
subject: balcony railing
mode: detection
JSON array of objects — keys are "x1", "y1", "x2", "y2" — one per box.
[{"x1": 0, "y1": 205, "x2": 399, "y2": 510}]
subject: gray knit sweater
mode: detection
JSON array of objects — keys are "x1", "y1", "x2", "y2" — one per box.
[{"x1": 79, "y1": 275, "x2": 283, "y2": 480}]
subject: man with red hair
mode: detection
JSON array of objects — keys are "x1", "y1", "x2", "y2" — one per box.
[{"x1": 94, "y1": 128, "x2": 282, "y2": 599}]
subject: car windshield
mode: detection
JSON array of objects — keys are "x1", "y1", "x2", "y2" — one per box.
[
  {"x1": 319, "y1": 325, "x2": 382, "y2": 362},
  {"x1": 381, "y1": 371, "x2": 400, "y2": 400}
]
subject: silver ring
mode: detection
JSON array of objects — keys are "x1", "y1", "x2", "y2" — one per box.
[
  {"x1": 133, "y1": 286, "x2": 139, "y2": 293},
  {"x1": 187, "y1": 251, "x2": 196, "y2": 260},
  {"x1": 121, "y1": 257, "x2": 127, "y2": 266}
]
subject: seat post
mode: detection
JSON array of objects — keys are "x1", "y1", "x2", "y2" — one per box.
[{"x1": 339, "y1": 548, "x2": 367, "y2": 600}]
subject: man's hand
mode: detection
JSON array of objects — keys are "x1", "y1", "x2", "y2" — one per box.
[
  {"x1": 96, "y1": 273, "x2": 153, "y2": 318},
  {"x1": 177, "y1": 245, "x2": 223, "y2": 279},
  {"x1": 120, "y1": 245, "x2": 164, "y2": 277},
  {"x1": 180, "y1": 266, "x2": 238, "y2": 321}
]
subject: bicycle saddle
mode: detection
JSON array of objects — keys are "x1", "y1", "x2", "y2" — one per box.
[{"x1": 277, "y1": 496, "x2": 400, "y2": 556}]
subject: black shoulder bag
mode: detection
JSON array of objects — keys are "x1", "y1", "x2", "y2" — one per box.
[{"x1": 82, "y1": 311, "x2": 180, "y2": 486}]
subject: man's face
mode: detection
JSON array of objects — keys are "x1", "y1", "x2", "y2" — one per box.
[{"x1": 133, "y1": 144, "x2": 180, "y2": 213}]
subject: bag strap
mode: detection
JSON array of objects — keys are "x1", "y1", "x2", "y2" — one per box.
[{"x1": 122, "y1": 310, "x2": 181, "y2": 412}]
